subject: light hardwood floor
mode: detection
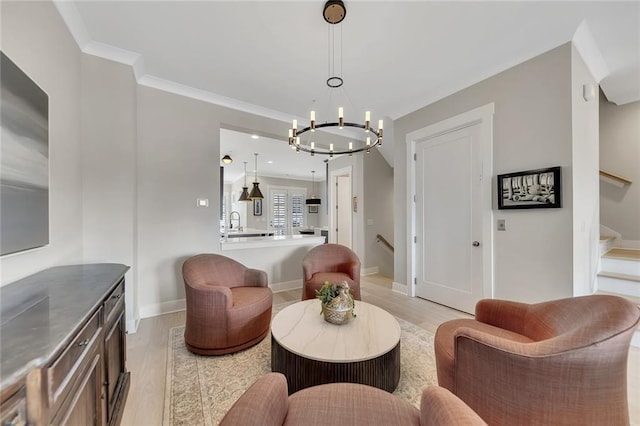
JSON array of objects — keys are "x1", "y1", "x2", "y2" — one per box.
[{"x1": 121, "y1": 274, "x2": 640, "y2": 425}]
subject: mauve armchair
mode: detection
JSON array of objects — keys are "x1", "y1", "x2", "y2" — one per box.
[
  {"x1": 182, "y1": 254, "x2": 273, "y2": 355},
  {"x1": 435, "y1": 294, "x2": 640, "y2": 426},
  {"x1": 302, "y1": 243, "x2": 361, "y2": 301},
  {"x1": 219, "y1": 373, "x2": 487, "y2": 426}
]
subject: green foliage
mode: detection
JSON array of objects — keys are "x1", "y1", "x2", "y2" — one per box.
[{"x1": 315, "y1": 281, "x2": 340, "y2": 304}]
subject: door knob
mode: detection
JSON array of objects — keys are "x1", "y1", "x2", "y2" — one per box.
[{"x1": 472, "y1": 241, "x2": 480, "y2": 247}]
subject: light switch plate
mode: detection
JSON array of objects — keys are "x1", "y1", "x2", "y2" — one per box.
[
  {"x1": 196, "y1": 198, "x2": 209, "y2": 207},
  {"x1": 497, "y1": 219, "x2": 506, "y2": 231}
]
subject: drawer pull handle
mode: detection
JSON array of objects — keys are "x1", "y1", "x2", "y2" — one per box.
[
  {"x1": 111, "y1": 293, "x2": 122, "y2": 300},
  {"x1": 77, "y1": 339, "x2": 90, "y2": 347}
]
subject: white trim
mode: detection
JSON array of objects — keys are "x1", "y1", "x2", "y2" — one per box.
[
  {"x1": 270, "y1": 279, "x2": 302, "y2": 293},
  {"x1": 632, "y1": 330, "x2": 640, "y2": 348},
  {"x1": 329, "y1": 166, "x2": 353, "y2": 246},
  {"x1": 572, "y1": 21, "x2": 609, "y2": 84},
  {"x1": 392, "y1": 281, "x2": 408, "y2": 295},
  {"x1": 126, "y1": 319, "x2": 140, "y2": 335},
  {"x1": 405, "y1": 103, "x2": 495, "y2": 301},
  {"x1": 361, "y1": 266, "x2": 379, "y2": 276},
  {"x1": 53, "y1": 0, "x2": 91, "y2": 50},
  {"x1": 140, "y1": 299, "x2": 186, "y2": 319}
]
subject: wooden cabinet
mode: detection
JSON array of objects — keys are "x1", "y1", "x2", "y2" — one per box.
[
  {"x1": 103, "y1": 280, "x2": 129, "y2": 426},
  {"x1": 0, "y1": 264, "x2": 130, "y2": 426},
  {"x1": 0, "y1": 386, "x2": 27, "y2": 426}
]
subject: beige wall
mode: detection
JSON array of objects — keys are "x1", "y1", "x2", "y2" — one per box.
[
  {"x1": 1, "y1": 1, "x2": 83, "y2": 285},
  {"x1": 394, "y1": 44, "x2": 575, "y2": 303},
  {"x1": 81, "y1": 54, "x2": 139, "y2": 327},
  {"x1": 600, "y1": 97, "x2": 640, "y2": 241},
  {"x1": 363, "y1": 148, "x2": 394, "y2": 277}
]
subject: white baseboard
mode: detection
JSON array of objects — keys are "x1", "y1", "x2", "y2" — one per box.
[
  {"x1": 140, "y1": 299, "x2": 186, "y2": 319},
  {"x1": 361, "y1": 266, "x2": 379, "y2": 276},
  {"x1": 270, "y1": 279, "x2": 302, "y2": 293},
  {"x1": 392, "y1": 281, "x2": 408, "y2": 295},
  {"x1": 126, "y1": 318, "x2": 140, "y2": 335}
]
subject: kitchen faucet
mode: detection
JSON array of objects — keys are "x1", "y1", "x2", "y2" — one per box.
[{"x1": 229, "y1": 211, "x2": 241, "y2": 230}]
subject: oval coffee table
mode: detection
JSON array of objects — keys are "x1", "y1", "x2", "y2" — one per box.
[{"x1": 271, "y1": 299, "x2": 401, "y2": 394}]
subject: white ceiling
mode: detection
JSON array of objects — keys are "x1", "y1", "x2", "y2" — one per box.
[{"x1": 57, "y1": 1, "x2": 640, "y2": 176}]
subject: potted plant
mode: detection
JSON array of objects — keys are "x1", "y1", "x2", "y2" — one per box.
[{"x1": 315, "y1": 281, "x2": 356, "y2": 324}]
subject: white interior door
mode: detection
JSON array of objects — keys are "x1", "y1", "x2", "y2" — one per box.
[
  {"x1": 336, "y1": 175, "x2": 352, "y2": 247},
  {"x1": 415, "y1": 124, "x2": 483, "y2": 313}
]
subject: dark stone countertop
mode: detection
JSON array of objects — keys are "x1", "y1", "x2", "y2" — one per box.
[{"x1": 0, "y1": 263, "x2": 129, "y2": 391}]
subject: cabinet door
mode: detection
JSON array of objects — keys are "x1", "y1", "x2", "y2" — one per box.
[
  {"x1": 104, "y1": 308, "x2": 128, "y2": 424},
  {"x1": 56, "y1": 353, "x2": 102, "y2": 426}
]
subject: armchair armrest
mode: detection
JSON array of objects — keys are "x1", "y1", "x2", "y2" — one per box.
[
  {"x1": 219, "y1": 373, "x2": 289, "y2": 426},
  {"x1": 245, "y1": 268, "x2": 268, "y2": 288},
  {"x1": 420, "y1": 386, "x2": 486, "y2": 426},
  {"x1": 475, "y1": 299, "x2": 529, "y2": 335},
  {"x1": 185, "y1": 281, "x2": 233, "y2": 311}
]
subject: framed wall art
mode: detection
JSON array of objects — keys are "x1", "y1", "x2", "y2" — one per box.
[
  {"x1": 253, "y1": 198, "x2": 262, "y2": 216},
  {"x1": 497, "y1": 166, "x2": 561, "y2": 210},
  {"x1": 1, "y1": 51, "x2": 50, "y2": 255}
]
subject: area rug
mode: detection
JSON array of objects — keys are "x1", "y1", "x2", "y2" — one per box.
[{"x1": 163, "y1": 303, "x2": 438, "y2": 426}]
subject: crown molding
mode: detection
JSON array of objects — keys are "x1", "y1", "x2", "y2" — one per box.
[{"x1": 572, "y1": 20, "x2": 609, "y2": 84}]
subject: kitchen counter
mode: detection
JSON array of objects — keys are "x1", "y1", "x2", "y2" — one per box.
[{"x1": 220, "y1": 234, "x2": 325, "y2": 251}]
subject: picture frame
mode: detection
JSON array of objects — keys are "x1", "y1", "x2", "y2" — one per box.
[
  {"x1": 497, "y1": 166, "x2": 561, "y2": 210},
  {"x1": 308, "y1": 205, "x2": 318, "y2": 214},
  {"x1": 253, "y1": 198, "x2": 262, "y2": 216}
]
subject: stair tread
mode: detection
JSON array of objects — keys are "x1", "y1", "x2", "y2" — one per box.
[
  {"x1": 603, "y1": 247, "x2": 640, "y2": 261},
  {"x1": 596, "y1": 291, "x2": 640, "y2": 306},
  {"x1": 598, "y1": 271, "x2": 640, "y2": 282},
  {"x1": 600, "y1": 235, "x2": 616, "y2": 242}
]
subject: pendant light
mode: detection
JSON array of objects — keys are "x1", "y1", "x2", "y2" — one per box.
[
  {"x1": 306, "y1": 171, "x2": 321, "y2": 205},
  {"x1": 238, "y1": 161, "x2": 250, "y2": 202},
  {"x1": 248, "y1": 153, "x2": 264, "y2": 200}
]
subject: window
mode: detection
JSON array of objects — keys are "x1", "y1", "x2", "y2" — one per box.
[{"x1": 269, "y1": 187, "x2": 306, "y2": 235}]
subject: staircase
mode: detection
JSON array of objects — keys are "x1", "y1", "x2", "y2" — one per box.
[{"x1": 597, "y1": 237, "x2": 640, "y2": 346}]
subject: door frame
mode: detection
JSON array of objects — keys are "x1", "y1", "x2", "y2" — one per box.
[
  {"x1": 329, "y1": 166, "x2": 353, "y2": 246},
  {"x1": 406, "y1": 103, "x2": 495, "y2": 299}
]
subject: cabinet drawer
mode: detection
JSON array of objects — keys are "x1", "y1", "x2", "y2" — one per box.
[
  {"x1": 104, "y1": 280, "x2": 124, "y2": 321},
  {"x1": 0, "y1": 387, "x2": 26, "y2": 426},
  {"x1": 47, "y1": 308, "x2": 101, "y2": 408}
]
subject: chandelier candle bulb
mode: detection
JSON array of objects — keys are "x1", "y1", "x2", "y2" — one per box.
[
  {"x1": 366, "y1": 137, "x2": 371, "y2": 146},
  {"x1": 349, "y1": 142, "x2": 353, "y2": 150},
  {"x1": 330, "y1": 143, "x2": 334, "y2": 151},
  {"x1": 365, "y1": 111, "x2": 370, "y2": 121},
  {"x1": 310, "y1": 111, "x2": 315, "y2": 121},
  {"x1": 293, "y1": 119, "x2": 297, "y2": 130},
  {"x1": 311, "y1": 142, "x2": 315, "y2": 150},
  {"x1": 378, "y1": 119, "x2": 383, "y2": 130}
]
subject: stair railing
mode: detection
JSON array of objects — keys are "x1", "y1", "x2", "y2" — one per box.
[{"x1": 376, "y1": 234, "x2": 394, "y2": 253}]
